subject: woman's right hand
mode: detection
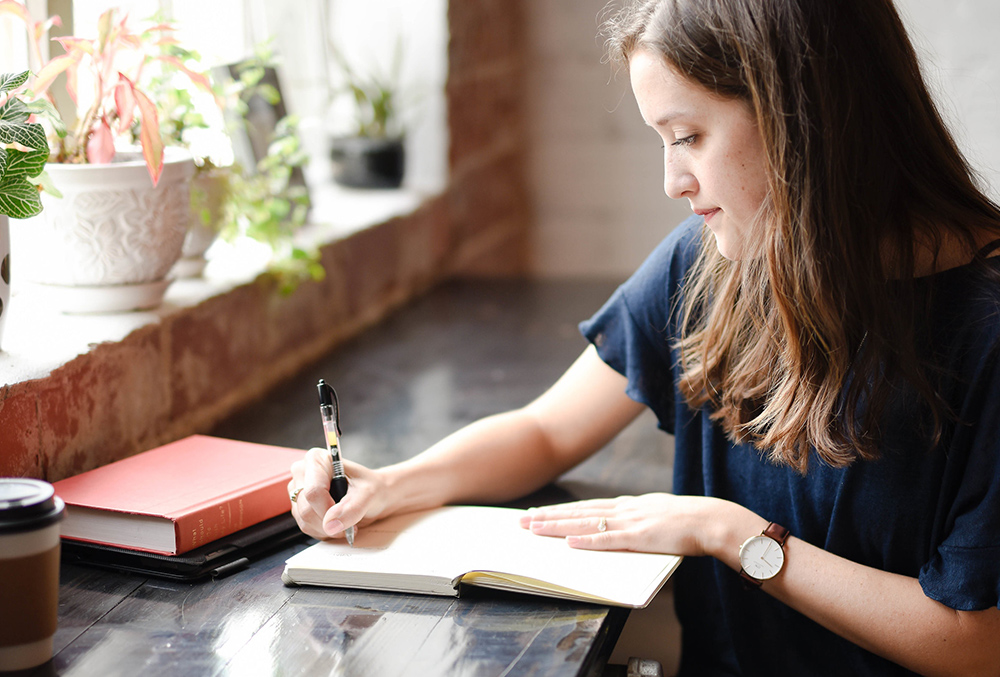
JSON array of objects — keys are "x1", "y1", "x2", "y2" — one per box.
[{"x1": 288, "y1": 447, "x2": 389, "y2": 541}]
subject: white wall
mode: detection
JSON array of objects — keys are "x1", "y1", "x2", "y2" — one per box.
[
  {"x1": 525, "y1": 0, "x2": 688, "y2": 279},
  {"x1": 0, "y1": 13, "x2": 29, "y2": 72},
  {"x1": 898, "y1": 0, "x2": 1000, "y2": 201},
  {"x1": 525, "y1": 0, "x2": 1000, "y2": 279}
]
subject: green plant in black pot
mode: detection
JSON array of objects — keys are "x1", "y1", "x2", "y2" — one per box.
[{"x1": 328, "y1": 44, "x2": 406, "y2": 189}]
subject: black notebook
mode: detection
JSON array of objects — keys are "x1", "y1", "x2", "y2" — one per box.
[{"x1": 60, "y1": 512, "x2": 308, "y2": 580}]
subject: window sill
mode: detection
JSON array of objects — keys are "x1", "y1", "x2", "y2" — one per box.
[
  {"x1": 0, "y1": 182, "x2": 456, "y2": 480},
  {"x1": 0, "y1": 183, "x2": 429, "y2": 385}
]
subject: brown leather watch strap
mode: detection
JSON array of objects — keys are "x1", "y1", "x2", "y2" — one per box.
[{"x1": 763, "y1": 522, "x2": 789, "y2": 547}]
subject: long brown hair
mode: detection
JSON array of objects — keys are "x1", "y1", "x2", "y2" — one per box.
[{"x1": 604, "y1": 0, "x2": 1000, "y2": 471}]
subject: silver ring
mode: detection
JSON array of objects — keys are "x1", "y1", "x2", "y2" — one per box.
[
  {"x1": 597, "y1": 517, "x2": 607, "y2": 533},
  {"x1": 290, "y1": 487, "x2": 304, "y2": 503}
]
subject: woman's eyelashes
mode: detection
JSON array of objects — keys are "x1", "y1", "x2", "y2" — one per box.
[{"x1": 659, "y1": 135, "x2": 697, "y2": 151}]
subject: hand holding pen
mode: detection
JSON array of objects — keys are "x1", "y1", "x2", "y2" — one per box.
[{"x1": 318, "y1": 379, "x2": 355, "y2": 546}]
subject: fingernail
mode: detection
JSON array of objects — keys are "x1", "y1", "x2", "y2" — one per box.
[{"x1": 324, "y1": 519, "x2": 344, "y2": 536}]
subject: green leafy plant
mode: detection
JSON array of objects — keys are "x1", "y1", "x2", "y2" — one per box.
[
  {"x1": 218, "y1": 112, "x2": 321, "y2": 294},
  {"x1": 228, "y1": 56, "x2": 320, "y2": 284},
  {"x1": 146, "y1": 45, "x2": 320, "y2": 291},
  {"x1": 0, "y1": 71, "x2": 49, "y2": 218}
]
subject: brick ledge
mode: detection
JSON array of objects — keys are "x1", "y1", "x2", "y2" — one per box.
[{"x1": 0, "y1": 190, "x2": 511, "y2": 481}]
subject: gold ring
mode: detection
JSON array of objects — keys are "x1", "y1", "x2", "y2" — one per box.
[
  {"x1": 598, "y1": 517, "x2": 607, "y2": 533},
  {"x1": 290, "y1": 487, "x2": 304, "y2": 503}
]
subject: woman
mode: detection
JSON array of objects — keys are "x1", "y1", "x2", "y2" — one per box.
[{"x1": 291, "y1": 0, "x2": 1000, "y2": 673}]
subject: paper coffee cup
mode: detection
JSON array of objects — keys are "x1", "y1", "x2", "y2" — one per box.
[{"x1": 0, "y1": 478, "x2": 64, "y2": 671}]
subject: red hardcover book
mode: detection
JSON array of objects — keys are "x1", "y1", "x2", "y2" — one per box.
[{"x1": 52, "y1": 435, "x2": 303, "y2": 555}]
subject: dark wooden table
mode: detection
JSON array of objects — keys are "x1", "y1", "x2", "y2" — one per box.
[{"x1": 46, "y1": 280, "x2": 675, "y2": 677}]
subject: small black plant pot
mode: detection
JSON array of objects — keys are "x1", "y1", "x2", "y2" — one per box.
[{"x1": 330, "y1": 136, "x2": 405, "y2": 189}]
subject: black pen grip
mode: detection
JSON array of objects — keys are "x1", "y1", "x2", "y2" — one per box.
[{"x1": 329, "y1": 475, "x2": 349, "y2": 503}]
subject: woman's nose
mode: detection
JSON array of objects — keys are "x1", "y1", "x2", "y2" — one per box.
[{"x1": 664, "y1": 156, "x2": 697, "y2": 199}]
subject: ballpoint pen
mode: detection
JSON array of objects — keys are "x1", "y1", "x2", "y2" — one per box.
[{"x1": 317, "y1": 379, "x2": 355, "y2": 546}]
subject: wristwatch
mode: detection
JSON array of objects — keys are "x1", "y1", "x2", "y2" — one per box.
[{"x1": 739, "y1": 522, "x2": 789, "y2": 587}]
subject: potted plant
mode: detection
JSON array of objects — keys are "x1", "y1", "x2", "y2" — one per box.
[
  {"x1": 221, "y1": 53, "x2": 321, "y2": 291},
  {"x1": 8, "y1": 8, "x2": 207, "y2": 313},
  {"x1": 328, "y1": 45, "x2": 406, "y2": 189},
  {"x1": 0, "y1": 70, "x2": 50, "y2": 348},
  {"x1": 217, "y1": 113, "x2": 320, "y2": 295},
  {"x1": 148, "y1": 47, "x2": 321, "y2": 290}
]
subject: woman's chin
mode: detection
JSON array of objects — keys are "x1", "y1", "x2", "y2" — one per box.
[{"x1": 711, "y1": 232, "x2": 743, "y2": 261}]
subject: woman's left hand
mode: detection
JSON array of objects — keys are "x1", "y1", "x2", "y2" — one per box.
[{"x1": 519, "y1": 493, "x2": 756, "y2": 558}]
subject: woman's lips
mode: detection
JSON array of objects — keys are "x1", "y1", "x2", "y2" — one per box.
[{"x1": 694, "y1": 208, "x2": 721, "y2": 225}]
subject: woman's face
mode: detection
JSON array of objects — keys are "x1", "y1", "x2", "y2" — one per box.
[{"x1": 630, "y1": 47, "x2": 769, "y2": 260}]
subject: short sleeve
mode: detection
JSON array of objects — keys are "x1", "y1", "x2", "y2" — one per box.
[
  {"x1": 919, "y1": 341, "x2": 1000, "y2": 611},
  {"x1": 579, "y1": 216, "x2": 703, "y2": 434}
]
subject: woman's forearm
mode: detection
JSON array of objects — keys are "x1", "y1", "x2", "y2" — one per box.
[
  {"x1": 528, "y1": 495, "x2": 1000, "y2": 676},
  {"x1": 376, "y1": 345, "x2": 646, "y2": 517},
  {"x1": 376, "y1": 409, "x2": 571, "y2": 513},
  {"x1": 706, "y1": 503, "x2": 1000, "y2": 677}
]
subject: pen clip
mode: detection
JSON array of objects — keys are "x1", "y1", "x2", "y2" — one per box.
[{"x1": 317, "y1": 379, "x2": 342, "y2": 437}]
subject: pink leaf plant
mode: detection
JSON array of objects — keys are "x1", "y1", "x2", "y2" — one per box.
[{"x1": 2, "y1": 4, "x2": 215, "y2": 186}]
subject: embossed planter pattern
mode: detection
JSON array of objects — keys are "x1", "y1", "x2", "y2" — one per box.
[{"x1": 11, "y1": 148, "x2": 194, "y2": 312}]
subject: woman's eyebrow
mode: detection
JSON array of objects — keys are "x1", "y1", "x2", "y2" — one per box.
[{"x1": 651, "y1": 110, "x2": 693, "y2": 127}]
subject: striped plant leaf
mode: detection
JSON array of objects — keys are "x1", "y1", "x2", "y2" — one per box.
[
  {"x1": 3, "y1": 146, "x2": 47, "y2": 179},
  {"x1": 0, "y1": 72, "x2": 50, "y2": 218},
  {"x1": 5, "y1": 121, "x2": 47, "y2": 155},
  {"x1": 0, "y1": 176, "x2": 43, "y2": 219},
  {"x1": 0, "y1": 71, "x2": 29, "y2": 94},
  {"x1": 0, "y1": 96, "x2": 29, "y2": 125}
]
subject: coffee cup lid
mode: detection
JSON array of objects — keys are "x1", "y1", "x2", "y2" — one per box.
[{"x1": 0, "y1": 478, "x2": 65, "y2": 534}]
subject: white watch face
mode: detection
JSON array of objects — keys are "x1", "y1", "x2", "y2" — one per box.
[{"x1": 739, "y1": 535, "x2": 784, "y2": 581}]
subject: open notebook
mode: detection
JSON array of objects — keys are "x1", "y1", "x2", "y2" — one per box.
[{"x1": 282, "y1": 506, "x2": 682, "y2": 608}]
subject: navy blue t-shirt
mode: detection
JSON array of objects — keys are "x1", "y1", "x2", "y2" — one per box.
[{"x1": 580, "y1": 216, "x2": 1000, "y2": 676}]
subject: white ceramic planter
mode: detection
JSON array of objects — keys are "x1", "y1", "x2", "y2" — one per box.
[
  {"x1": 11, "y1": 148, "x2": 194, "y2": 313},
  {"x1": 172, "y1": 167, "x2": 229, "y2": 278},
  {"x1": 172, "y1": 219, "x2": 217, "y2": 278},
  {"x1": 0, "y1": 214, "x2": 9, "y2": 350}
]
